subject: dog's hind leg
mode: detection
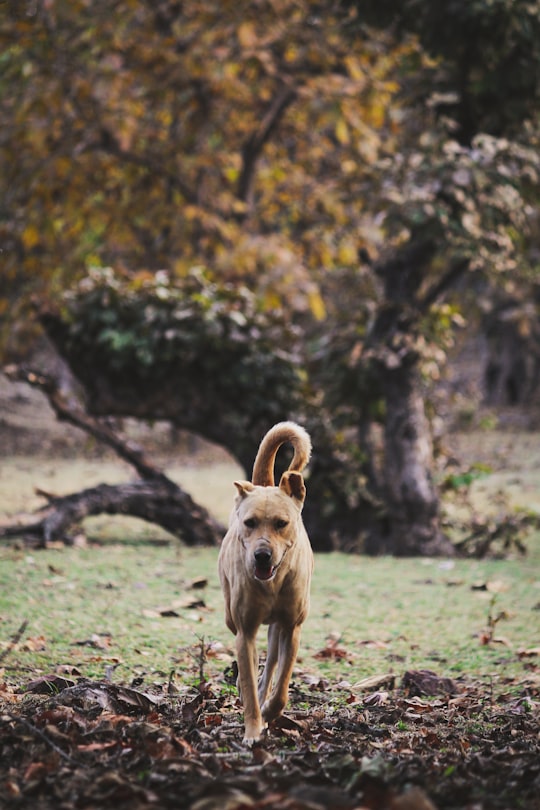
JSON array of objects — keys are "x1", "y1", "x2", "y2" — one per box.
[
  {"x1": 261, "y1": 623, "x2": 300, "y2": 723},
  {"x1": 258, "y1": 622, "x2": 279, "y2": 707}
]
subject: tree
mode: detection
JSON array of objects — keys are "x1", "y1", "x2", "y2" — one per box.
[
  {"x1": 353, "y1": 0, "x2": 540, "y2": 141},
  {"x1": 328, "y1": 0, "x2": 540, "y2": 550},
  {"x1": 1, "y1": 0, "x2": 539, "y2": 554}
]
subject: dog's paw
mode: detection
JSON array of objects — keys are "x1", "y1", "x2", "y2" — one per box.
[
  {"x1": 261, "y1": 697, "x2": 286, "y2": 723},
  {"x1": 242, "y1": 723, "x2": 267, "y2": 746}
]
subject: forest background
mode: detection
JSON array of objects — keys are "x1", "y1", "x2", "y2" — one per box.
[{"x1": 1, "y1": 0, "x2": 540, "y2": 554}]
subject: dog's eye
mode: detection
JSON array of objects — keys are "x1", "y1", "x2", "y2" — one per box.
[
  {"x1": 244, "y1": 518, "x2": 257, "y2": 530},
  {"x1": 274, "y1": 518, "x2": 289, "y2": 530}
]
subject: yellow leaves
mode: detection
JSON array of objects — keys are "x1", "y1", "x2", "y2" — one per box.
[
  {"x1": 341, "y1": 159, "x2": 357, "y2": 175},
  {"x1": 344, "y1": 55, "x2": 365, "y2": 83},
  {"x1": 54, "y1": 157, "x2": 72, "y2": 178},
  {"x1": 223, "y1": 62, "x2": 241, "y2": 81},
  {"x1": 316, "y1": 242, "x2": 335, "y2": 268},
  {"x1": 335, "y1": 118, "x2": 350, "y2": 146},
  {"x1": 231, "y1": 200, "x2": 247, "y2": 215},
  {"x1": 223, "y1": 165, "x2": 240, "y2": 183},
  {"x1": 21, "y1": 225, "x2": 40, "y2": 249},
  {"x1": 284, "y1": 44, "x2": 298, "y2": 64},
  {"x1": 308, "y1": 290, "x2": 326, "y2": 321},
  {"x1": 183, "y1": 205, "x2": 238, "y2": 243},
  {"x1": 337, "y1": 241, "x2": 358, "y2": 265},
  {"x1": 237, "y1": 22, "x2": 258, "y2": 49},
  {"x1": 262, "y1": 289, "x2": 282, "y2": 310},
  {"x1": 365, "y1": 97, "x2": 386, "y2": 130}
]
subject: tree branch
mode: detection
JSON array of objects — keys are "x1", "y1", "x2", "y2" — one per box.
[
  {"x1": 1, "y1": 364, "x2": 225, "y2": 547},
  {"x1": 94, "y1": 128, "x2": 198, "y2": 204},
  {"x1": 4, "y1": 365, "x2": 170, "y2": 487},
  {"x1": 418, "y1": 257, "x2": 471, "y2": 312},
  {"x1": 237, "y1": 83, "x2": 297, "y2": 211}
]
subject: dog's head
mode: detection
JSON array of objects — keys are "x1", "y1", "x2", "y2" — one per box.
[{"x1": 233, "y1": 471, "x2": 306, "y2": 582}]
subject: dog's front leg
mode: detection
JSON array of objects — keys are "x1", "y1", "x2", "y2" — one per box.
[
  {"x1": 236, "y1": 631, "x2": 265, "y2": 743},
  {"x1": 261, "y1": 624, "x2": 300, "y2": 723}
]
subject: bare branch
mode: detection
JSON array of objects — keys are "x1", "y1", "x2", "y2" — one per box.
[
  {"x1": 237, "y1": 83, "x2": 297, "y2": 212},
  {"x1": 4, "y1": 365, "x2": 170, "y2": 486},
  {"x1": 419, "y1": 257, "x2": 471, "y2": 311},
  {"x1": 1, "y1": 364, "x2": 224, "y2": 547}
]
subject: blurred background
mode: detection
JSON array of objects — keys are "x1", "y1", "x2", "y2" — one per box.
[{"x1": 1, "y1": 0, "x2": 539, "y2": 555}]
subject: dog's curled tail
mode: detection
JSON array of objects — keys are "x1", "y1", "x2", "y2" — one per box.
[{"x1": 252, "y1": 421, "x2": 312, "y2": 487}]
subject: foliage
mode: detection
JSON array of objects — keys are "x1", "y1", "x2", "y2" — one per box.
[
  {"x1": 2, "y1": 0, "x2": 540, "y2": 553},
  {"x1": 2, "y1": 0, "x2": 539, "y2": 370},
  {"x1": 352, "y1": 0, "x2": 540, "y2": 139},
  {"x1": 58, "y1": 266, "x2": 304, "y2": 424},
  {"x1": 378, "y1": 132, "x2": 540, "y2": 275},
  {"x1": 0, "y1": 0, "x2": 395, "y2": 355}
]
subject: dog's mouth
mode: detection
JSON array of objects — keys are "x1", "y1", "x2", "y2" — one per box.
[
  {"x1": 254, "y1": 561, "x2": 277, "y2": 581},
  {"x1": 253, "y1": 549, "x2": 279, "y2": 582}
]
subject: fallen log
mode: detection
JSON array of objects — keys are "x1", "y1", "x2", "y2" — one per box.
[{"x1": 0, "y1": 478, "x2": 223, "y2": 547}]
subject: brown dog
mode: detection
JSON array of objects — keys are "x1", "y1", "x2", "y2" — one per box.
[{"x1": 218, "y1": 421, "x2": 313, "y2": 743}]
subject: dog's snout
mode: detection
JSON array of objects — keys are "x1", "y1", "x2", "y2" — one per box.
[
  {"x1": 254, "y1": 548, "x2": 272, "y2": 564},
  {"x1": 253, "y1": 546, "x2": 275, "y2": 581}
]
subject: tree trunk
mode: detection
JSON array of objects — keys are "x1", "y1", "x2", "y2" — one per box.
[
  {"x1": 370, "y1": 363, "x2": 453, "y2": 556},
  {"x1": 360, "y1": 241, "x2": 464, "y2": 556}
]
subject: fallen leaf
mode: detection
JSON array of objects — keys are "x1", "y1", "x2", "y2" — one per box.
[
  {"x1": 23, "y1": 761, "x2": 49, "y2": 783},
  {"x1": 21, "y1": 635, "x2": 47, "y2": 652},
  {"x1": 56, "y1": 664, "x2": 82, "y2": 676},
  {"x1": 390, "y1": 786, "x2": 438, "y2": 810},
  {"x1": 188, "y1": 577, "x2": 208, "y2": 589},
  {"x1": 113, "y1": 685, "x2": 164, "y2": 711},
  {"x1": 77, "y1": 740, "x2": 118, "y2": 753},
  {"x1": 517, "y1": 646, "x2": 540, "y2": 657},
  {"x1": 74, "y1": 633, "x2": 112, "y2": 649},
  {"x1": 353, "y1": 673, "x2": 395, "y2": 692},
  {"x1": 22, "y1": 675, "x2": 76, "y2": 695},
  {"x1": 358, "y1": 638, "x2": 389, "y2": 649},
  {"x1": 363, "y1": 690, "x2": 391, "y2": 706},
  {"x1": 402, "y1": 670, "x2": 459, "y2": 697},
  {"x1": 314, "y1": 634, "x2": 351, "y2": 660}
]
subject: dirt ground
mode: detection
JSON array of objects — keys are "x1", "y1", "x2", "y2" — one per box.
[{"x1": 1, "y1": 372, "x2": 539, "y2": 809}]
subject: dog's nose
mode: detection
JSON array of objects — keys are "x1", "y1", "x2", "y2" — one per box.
[{"x1": 254, "y1": 548, "x2": 272, "y2": 565}]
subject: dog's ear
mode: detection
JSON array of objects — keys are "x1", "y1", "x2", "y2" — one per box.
[
  {"x1": 279, "y1": 471, "x2": 306, "y2": 505},
  {"x1": 234, "y1": 480, "x2": 256, "y2": 498}
]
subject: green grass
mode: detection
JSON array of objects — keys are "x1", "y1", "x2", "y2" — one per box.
[
  {"x1": 1, "y1": 442, "x2": 539, "y2": 697},
  {"x1": 1, "y1": 535, "x2": 538, "y2": 695},
  {"x1": 306, "y1": 547, "x2": 540, "y2": 686}
]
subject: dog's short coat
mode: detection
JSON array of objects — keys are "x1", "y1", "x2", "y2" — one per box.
[{"x1": 218, "y1": 421, "x2": 313, "y2": 743}]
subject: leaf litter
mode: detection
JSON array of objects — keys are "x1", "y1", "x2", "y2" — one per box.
[{"x1": 1, "y1": 657, "x2": 539, "y2": 809}]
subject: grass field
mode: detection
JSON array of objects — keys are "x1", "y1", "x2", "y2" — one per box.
[
  {"x1": 1, "y1": 423, "x2": 539, "y2": 809},
  {"x1": 1, "y1": 444, "x2": 539, "y2": 698}
]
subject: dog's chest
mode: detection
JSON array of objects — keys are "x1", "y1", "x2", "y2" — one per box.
[{"x1": 243, "y1": 574, "x2": 307, "y2": 627}]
